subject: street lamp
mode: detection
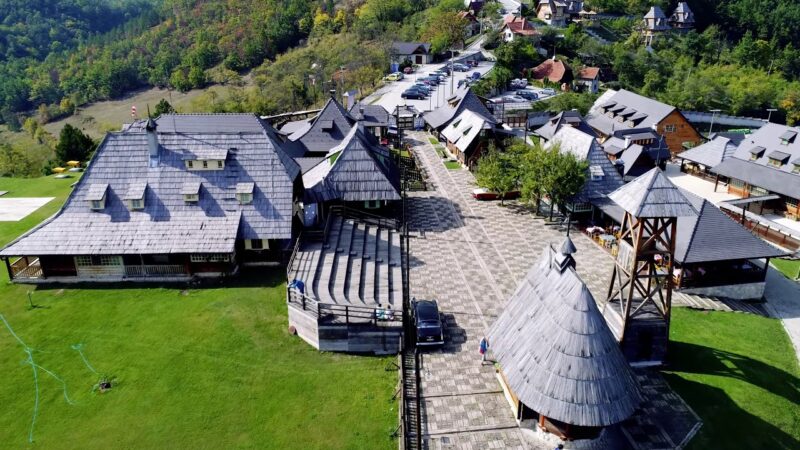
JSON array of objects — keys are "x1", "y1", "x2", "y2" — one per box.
[
  {"x1": 708, "y1": 109, "x2": 721, "y2": 136},
  {"x1": 767, "y1": 108, "x2": 778, "y2": 123}
]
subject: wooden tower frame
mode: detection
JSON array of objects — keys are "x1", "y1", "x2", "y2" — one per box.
[{"x1": 606, "y1": 211, "x2": 677, "y2": 364}]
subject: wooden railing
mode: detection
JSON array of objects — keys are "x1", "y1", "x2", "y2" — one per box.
[
  {"x1": 10, "y1": 257, "x2": 42, "y2": 279},
  {"x1": 286, "y1": 233, "x2": 303, "y2": 278},
  {"x1": 287, "y1": 287, "x2": 401, "y2": 327},
  {"x1": 124, "y1": 265, "x2": 186, "y2": 277}
]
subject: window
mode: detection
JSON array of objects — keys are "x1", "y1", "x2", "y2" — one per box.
[
  {"x1": 364, "y1": 200, "x2": 381, "y2": 209},
  {"x1": 187, "y1": 160, "x2": 194, "y2": 169},
  {"x1": 589, "y1": 165, "x2": 604, "y2": 181},
  {"x1": 729, "y1": 178, "x2": 745, "y2": 188},
  {"x1": 99, "y1": 255, "x2": 121, "y2": 266},
  {"x1": 751, "y1": 186, "x2": 768, "y2": 196},
  {"x1": 184, "y1": 193, "x2": 199, "y2": 203},
  {"x1": 75, "y1": 256, "x2": 92, "y2": 266},
  {"x1": 768, "y1": 158, "x2": 784, "y2": 168},
  {"x1": 248, "y1": 239, "x2": 264, "y2": 250},
  {"x1": 91, "y1": 200, "x2": 103, "y2": 210},
  {"x1": 793, "y1": 164, "x2": 800, "y2": 174},
  {"x1": 750, "y1": 153, "x2": 760, "y2": 161},
  {"x1": 786, "y1": 197, "x2": 799, "y2": 208},
  {"x1": 217, "y1": 160, "x2": 223, "y2": 169},
  {"x1": 664, "y1": 124, "x2": 677, "y2": 133},
  {"x1": 202, "y1": 160, "x2": 208, "y2": 169},
  {"x1": 130, "y1": 199, "x2": 144, "y2": 210},
  {"x1": 190, "y1": 254, "x2": 230, "y2": 263},
  {"x1": 237, "y1": 193, "x2": 253, "y2": 205}
]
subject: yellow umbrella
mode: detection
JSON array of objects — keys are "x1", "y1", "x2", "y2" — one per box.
[
  {"x1": 52, "y1": 167, "x2": 66, "y2": 173},
  {"x1": 66, "y1": 161, "x2": 80, "y2": 167}
]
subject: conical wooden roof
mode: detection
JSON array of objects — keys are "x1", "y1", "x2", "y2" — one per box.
[
  {"x1": 488, "y1": 246, "x2": 642, "y2": 427},
  {"x1": 609, "y1": 167, "x2": 696, "y2": 218}
]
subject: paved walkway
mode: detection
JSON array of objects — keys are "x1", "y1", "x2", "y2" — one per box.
[{"x1": 405, "y1": 132, "x2": 705, "y2": 449}]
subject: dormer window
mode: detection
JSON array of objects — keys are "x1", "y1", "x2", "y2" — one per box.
[
  {"x1": 86, "y1": 183, "x2": 108, "y2": 210},
  {"x1": 124, "y1": 181, "x2": 147, "y2": 210},
  {"x1": 187, "y1": 161, "x2": 194, "y2": 169},
  {"x1": 780, "y1": 130, "x2": 797, "y2": 145},
  {"x1": 203, "y1": 161, "x2": 208, "y2": 169},
  {"x1": 749, "y1": 146, "x2": 765, "y2": 160},
  {"x1": 590, "y1": 165, "x2": 604, "y2": 181},
  {"x1": 236, "y1": 182, "x2": 254, "y2": 205},
  {"x1": 767, "y1": 151, "x2": 790, "y2": 168},
  {"x1": 182, "y1": 181, "x2": 201, "y2": 203},
  {"x1": 183, "y1": 148, "x2": 228, "y2": 171},
  {"x1": 793, "y1": 163, "x2": 800, "y2": 174}
]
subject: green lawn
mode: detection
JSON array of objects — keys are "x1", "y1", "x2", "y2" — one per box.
[
  {"x1": 666, "y1": 308, "x2": 800, "y2": 449},
  {"x1": 0, "y1": 176, "x2": 80, "y2": 246},
  {"x1": 444, "y1": 161, "x2": 461, "y2": 170},
  {"x1": 428, "y1": 137, "x2": 439, "y2": 145},
  {"x1": 772, "y1": 258, "x2": 800, "y2": 280},
  {"x1": 0, "y1": 178, "x2": 397, "y2": 450}
]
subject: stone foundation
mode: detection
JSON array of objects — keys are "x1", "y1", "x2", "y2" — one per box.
[{"x1": 680, "y1": 281, "x2": 765, "y2": 300}]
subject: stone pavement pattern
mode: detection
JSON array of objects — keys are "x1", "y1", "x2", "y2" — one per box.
[{"x1": 405, "y1": 131, "x2": 702, "y2": 449}]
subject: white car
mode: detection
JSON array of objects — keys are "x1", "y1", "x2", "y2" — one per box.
[{"x1": 540, "y1": 88, "x2": 556, "y2": 95}]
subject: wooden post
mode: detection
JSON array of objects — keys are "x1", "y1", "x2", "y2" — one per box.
[
  {"x1": 4, "y1": 257, "x2": 12, "y2": 281},
  {"x1": 713, "y1": 174, "x2": 719, "y2": 192}
]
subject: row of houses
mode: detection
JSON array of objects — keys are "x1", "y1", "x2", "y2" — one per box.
[{"x1": 2, "y1": 98, "x2": 401, "y2": 283}]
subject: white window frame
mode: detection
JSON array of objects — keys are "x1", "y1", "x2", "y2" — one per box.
[
  {"x1": 664, "y1": 124, "x2": 677, "y2": 133},
  {"x1": 90, "y1": 200, "x2": 103, "y2": 210},
  {"x1": 75, "y1": 256, "x2": 92, "y2": 266},
  {"x1": 187, "y1": 160, "x2": 194, "y2": 169},
  {"x1": 130, "y1": 198, "x2": 144, "y2": 210},
  {"x1": 364, "y1": 200, "x2": 381, "y2": 209},
  {"x1": 184, "y1": 193, "x2": 199, "y2": 203},
  {"x1": 217, "y1": 160, "x2": 223, "y2": 168},
  {"x1": 246, "y1": 239, "x2": 264, "y2": 250},
  {"x1": 202, "y1": 160, "x2": 209, "y2": 169},
  {"x1": 99, "y1": 255, "x2": 121, "y2": 266}
]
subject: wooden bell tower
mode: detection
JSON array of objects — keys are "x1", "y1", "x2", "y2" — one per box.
[{"x1": 603, "y1": 168, "x2": 696, "y2": 365}]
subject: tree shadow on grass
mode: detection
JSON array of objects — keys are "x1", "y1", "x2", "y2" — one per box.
[
  {"x1": 666, "y1": 341, "x2": 800, "y2": 405},
  {"x1": 662, "y1": 374, "x2": 800, "y2": 450}
]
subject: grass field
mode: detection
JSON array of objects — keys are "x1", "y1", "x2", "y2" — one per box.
[
  {"x1": 667, "y1": 308, "x2": 800, "y2": 449},
  {"x1": 444, "y1": 160, "x2": 461, "y2": 170},
  {"x1": 772, "y1": 258, "x2": 800, "y2": 280},
  {"x1": 0, "y1": 177, "x2": 397, "y2": 450},
  {"x1": 0, "y1": 176, "x2": 79, "y2": 246}
]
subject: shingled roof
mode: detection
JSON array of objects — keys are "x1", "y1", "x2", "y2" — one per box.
[
  {"x1": 529, "y1": 59, "x2": 572, "y2": 83},
  {"x1": 534, "y1": 110, "x2": 597, "y2": 141},
  {"x1": 586, "y1": 89, "x2": 677, "y2": 137},
  {"x1": 676, "y1": 191, "x2": 787, "y2": 264},
  {"x1": 287, "y1": 97, "x2": 356, "y2": 155},
  {"x1": 1, "y1": 116, "x2": 300, "y2": 257},
  {"x1": 424, "y1": 88, "x2": 498, "y2": 131},
  {"x1": 678, "y1": 136, "x2": 738, "y2": 168},
  {"x1": 548, "y1": 127, "x2": 624, "y2": 202},
  {"x1": 349, "y1": 103, "x2": 391, "y2": 128},
  {"x1": 712, "y1": 123, "x2": 800, "y2": 199},
  {"x1": 488, "y1": 242, "x2": 642, "y2": 427},
  {"x1": 609, "y1": 167, "x2": 696, "y2": 218},
  {"x1": 303, "y1": 125, "x2": 400, "y2": 203}
]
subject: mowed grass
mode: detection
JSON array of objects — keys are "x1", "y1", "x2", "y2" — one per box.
[
  {"x1": 0, "y1": 177, "x2": 396, "y2": 450},
  {"x1": 666, "y1": 308, "x2": 800, "y2": 449},
  {"x1": 443, "y1": 160, "x2": 461, "y2": 170},
  {"x1": 772, "y1": 258, "x2": 800, "y2": 280},
  {"x1": 0, "y1": 176, "x2": 79, "y2": 246}
]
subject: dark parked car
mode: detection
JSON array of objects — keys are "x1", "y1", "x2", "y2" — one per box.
[
  {"x1": 471, "y1": 71, "x2": 481, "y2": 80},
  {"x1": 451, "y1": 63, "x2": 469, "y2": 72},
  {"x1": 516, "y1": 90, "x2": 538, "y2": 100},
  {"x1": 413, "y1": 299, "x2": 444, "y2": 346},
  {"x1": 403, "y1": 66, "x2": 414, "y2": 74},
  {"x1": 402, "y1": 89, "x2": 426, "y2": 99}
]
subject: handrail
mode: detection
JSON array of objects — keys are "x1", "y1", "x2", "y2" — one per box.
[
  {"x1": 414, "y1": 348, "x2": 422, "y2": 448},
  {"x1": 286, "y1": 232, "x2": 303, "y2": 278},
  {"x1": 288, "y1": 286, "x2": 400, "y2": 326}
]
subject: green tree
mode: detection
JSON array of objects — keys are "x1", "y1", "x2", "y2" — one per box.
[
  {"x1": 475, "y1": 144, "x2": 519, "y2": 205},
  {"x1": 55, "y1": 124, "x2": 95, "y2": 165},
  {"x1": 153, "y1": 99, "x2": 176, "y2": 118}
]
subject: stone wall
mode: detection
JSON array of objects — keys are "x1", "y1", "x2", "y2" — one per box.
[{"x1": 680, "y1": 281, "x2": 766, "y2": 300}]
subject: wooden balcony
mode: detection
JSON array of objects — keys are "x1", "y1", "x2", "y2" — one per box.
[
  {"x1": 10, "y1": 257, "x2": 42, "y2": 280},
  {"x1": 124, "y1": 265, "x2": 187, "y2": 277}
]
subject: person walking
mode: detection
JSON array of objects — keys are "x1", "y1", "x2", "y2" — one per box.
[{"x1": 479, "y1": 336, "x2": 489, "y2": 363}]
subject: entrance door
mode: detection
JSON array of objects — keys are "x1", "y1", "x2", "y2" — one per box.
[{"x1": 415, "y1": 55, "x2": 423, "y2": 64}]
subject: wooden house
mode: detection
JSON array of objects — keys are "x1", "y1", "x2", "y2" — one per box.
[
  {"x1": 2, "y1": 115, "x2": 302, "y2": 282},
  {"x1": 585, "y1": 89, "x2": 702, "y2": 156}
]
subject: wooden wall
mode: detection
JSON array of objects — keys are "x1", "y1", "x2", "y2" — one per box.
[{"x1": 657, "y1": 110, "x2": 703, "y2": 156}]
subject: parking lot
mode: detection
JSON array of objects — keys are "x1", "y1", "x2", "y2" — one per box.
[{"x1": 366, "y1": 49, "x2": 495, "y2": 114}]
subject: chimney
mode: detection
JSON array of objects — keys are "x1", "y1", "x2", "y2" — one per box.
[
  {"x1": 358, "y1": 105, "x2": 365, "y2": 121},
  {"x1": 624, "y1": 135, "x2": 631, "y2": 148},
  {"x1": 145, "y1": 118, "x2": 159, "y2": 159}
]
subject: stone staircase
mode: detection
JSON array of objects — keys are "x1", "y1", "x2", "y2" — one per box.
[{"x1": 673, "y1": 291, "x2": 770, "y2": 316}]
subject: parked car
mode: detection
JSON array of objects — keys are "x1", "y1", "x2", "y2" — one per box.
[
  {"x1": 420, "y1": 76, "x2": 440, "y2": 85},
  {"x1": 451, "y1": 63, "x2": 469, "y2": 72},
  {"x1": 467, "y1": 60, "x2": 479, "y2": 67},
  {"x1": 516, "y1": 90, "x2": 538, "y2": 100},
  {"x1": 413, "y1": 84, "x2": 431, "y2": 94},
  {"x1": 471, "y1": 71, "x2": 481, "y2": 80},
  {"x1": 495, "y1": 95, "x2": 526, "y2": 104},
  {"x1": 472, "y1": 188, "x2": 521, "y2": 200},
  {"x1": 403, "y1": 66, "x2": 414, "y2": 74},
  {"x1": 405, "y1": 86, "x2": 429, "y2": 97},
  {"x1": 540, "y1": 88, "x2": 556, "y2": 95},
  {"x1": 401, "y1": 89, "x2": 426, "y2": 99},
  {"x1": 384, "y1": 72, "x2": 404, "y2": 81},
  {"x1": 510, "y1": 78, "x2": 528, "y2": 89},
  {"x1": 413, "y1": 299, "x2": 444, "y2": 346},
  {"x1": 428, "y1": 72, "x2": 445, "y2": 81}
]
